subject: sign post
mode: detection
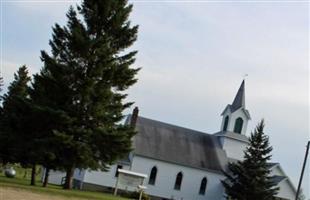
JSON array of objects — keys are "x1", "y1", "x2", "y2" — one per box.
[{"x1": 138, "y1": 185, "x2": 147, "y2": 200}]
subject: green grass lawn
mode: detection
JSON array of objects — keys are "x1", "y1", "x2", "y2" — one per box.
[{"x1": 0, "y1": 165, "x2": 130, "y2": 200}]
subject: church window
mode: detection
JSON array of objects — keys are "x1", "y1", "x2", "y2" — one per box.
[
  {"x1": 174, "y1": 172, "x2": 183, "y2": 190},
  {"x1": 223, "y1": 116, "x2": 229, "y2": 131},
  {"x1": 199, "y1": 177, "x2": 207, "y2": 195},
  {"x1": 115, "y1": 165, "x2": 123, "y2": 177},
  {"x1": 148, "y1": 166, "x2": 157, "y2": 185},
  {"x1": 234, "y1": 117, "x2": 243, "y2": 134}
]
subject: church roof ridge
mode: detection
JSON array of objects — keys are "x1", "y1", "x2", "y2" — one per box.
[{"x1": 132, "y1": 115, "x2": 212, "y2": 136}]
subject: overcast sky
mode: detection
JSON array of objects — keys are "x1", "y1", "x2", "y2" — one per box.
[{"x1": 1, "y1": 0, "x2": 309, "y2": 197}]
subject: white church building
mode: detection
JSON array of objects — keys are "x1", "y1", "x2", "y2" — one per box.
[{"x1": 48, "y1": 81, "x2": 296, "y2": 200}]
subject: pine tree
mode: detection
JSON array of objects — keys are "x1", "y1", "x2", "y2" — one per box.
[
  {"x1": 0, "y1": 66, "x2": 40, "y2": 186},
  {"x1": 31, "y1": 0, "x2": 139, "y2": 189},
  {"x1": 0, "y1": 66, "x2": 43, "y2": 186},
  {"x1": 0, "y1": 66, "x2": 53, "y2": 186},
  {"x1": 0, "y1": 66, "x2": 31, "y2": 164},
  {"x1": 2, "y1": 66, "x2": 29, "y2": 101},
  {"x1": 222, "y1": 120, "x2": 279, "y2": 200},
  {"x1": 0, "y1": 76, "x2": 3, "y2": 92},
  {"x1": 0, "y1": 76, "x2": 3, "y2": 161}
]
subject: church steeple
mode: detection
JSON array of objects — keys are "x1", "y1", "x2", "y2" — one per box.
[
  {"x1": 231, "y1": 80, "x2": 245, "y2": 112},
  {"x1": 216, "y1": 80, "x2": 251, "y2": 160},
  {"x1": 220, "y1": 80, "x2": 251, "y2": 135}
]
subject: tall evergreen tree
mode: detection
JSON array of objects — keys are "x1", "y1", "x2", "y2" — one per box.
[
  {"x1": 0, "y1": 76, "x2": 3, "y2": 92},
  {"x1": 0, "y1": 66, "x2": 31, "y2": 165},
  {"x1": 31, "y1": 0, "x2": 139, "y2": 189},
  {"x1": 0, "y1": 75, "x2": 3, "y2": 152},
  {"x1": 0, "y1": 66, "x2": 43, "y2": 185},
  {"x1": 222, "y1": 120, "x2": 279, "y2": 200},
  {"x1": 2, "y1": 66, "x2": 30, "y2": 102},
  {"x1": 0, "y1": 66, "x2": 52, "y2": 186}
]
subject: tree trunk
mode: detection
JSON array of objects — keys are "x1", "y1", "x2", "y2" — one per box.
[
  {"x1": 42, "y1": 167, "x2": 49, "y2": 187},
  {"x1": 63, "y1": 167, "x2": 74, "y2": 189},
  {"x1": 23, "y1": 169, "x2": 27, "y2": 179},
  {"x1": 30, "y1": 164, "x2": 36, "y2": 186}
]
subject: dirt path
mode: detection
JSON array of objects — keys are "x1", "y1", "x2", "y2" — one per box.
[{"x1": 0, "y1": 187, "x2": 83, "y2": 200}]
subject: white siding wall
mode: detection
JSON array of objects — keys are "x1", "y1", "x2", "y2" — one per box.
[
  {"x1": 131, "y1": 155, "x2": 225, "y2": 200},
  {"x1": 47, "y1": 170, "x2": 66, "y2": 185},
  {"x1": 270, "y1": 166, "x2": 284, "y2": 176},
  {"x1": 276, "y1": 180, "x2": 296, "y2": 200},
  {"x1": 46, "y1": 169, "x2": 84, "y2": 185},
  {"x1": 83, "y1": 164, "x2": 130, "y2": 189},
  {"x1": 74, "y1": 169, "x2": 86, "y2": 181},
  {"x1": 222, "y1": 138, "x2": 248, "y2": 160},
  {"x1": 270, "y1": 165, "x2": 296, "y2": 200}
]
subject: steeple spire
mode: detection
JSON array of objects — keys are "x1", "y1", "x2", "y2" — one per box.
[
  {"x1": 219, "y1": 80, "x2": 250, "y2": 136},
  {"x1": 231, "y1": 80, "x2": 245, "y2": 112}
]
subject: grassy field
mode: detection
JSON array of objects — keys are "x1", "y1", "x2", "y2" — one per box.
[{"x1": 0, "y1": 165, "x2": 130, "y2": 200}]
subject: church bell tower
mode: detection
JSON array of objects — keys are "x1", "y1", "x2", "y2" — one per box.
[
  {"x1": 220, "y1": 80, "x2": 251, "y2": 135},
  {"x1": 215, "y1": 80, "x2": 251, "y2": 160}
]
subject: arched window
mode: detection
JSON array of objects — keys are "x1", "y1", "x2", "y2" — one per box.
[
  {"x1": 148, "y1": 166, "x2": 157, "y2": 185},
  {"x1": 174, "y1": 172, "x2": 183, "y2": 190},
  {"x1": 199, "y1": 177, "x2": 207, "y2": 195},
  {"x1": 223, "y1": 116, "x2": 229, "y2": 131},
  {"x1": 234, "y1": 117, "x2": 243, "y2": 134}
]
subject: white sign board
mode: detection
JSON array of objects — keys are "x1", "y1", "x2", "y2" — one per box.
[
  {"x1": 114, "y1": 169, "x2": 147, "y2": 197},
  {"x1": 118, "y1": 173, "x2": 144, "y2": 187}
]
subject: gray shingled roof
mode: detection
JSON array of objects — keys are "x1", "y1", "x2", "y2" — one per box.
[
  {"x1": 271, "y1": 175, "x2": 287, "y2": 184},
  {"x1": 231, "y1": 80, "x2": 245, "y2": 112},
  {"x1": 267, "y1": 162, "x2": 279, "y2": 168},
  {"x1": 214, "y1": 131, "x2": 249, "y2": 143},
  {"x1": 131, "y1": 116, "x2": 228, "y2": 173}
]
